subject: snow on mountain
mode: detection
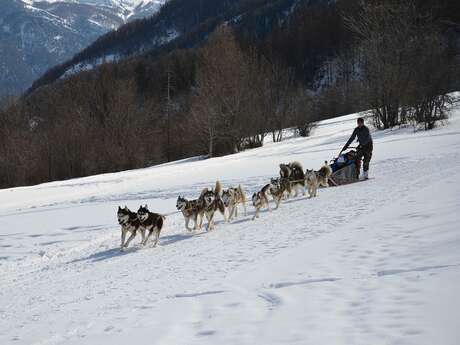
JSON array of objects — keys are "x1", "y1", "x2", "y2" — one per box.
[
  {"x1": 29, "y1": 0, "x2": 166, "y2": 20},
  {"x1": 1, "y1": 100, "x2": 460, "y2": 344},
  {"x1": 0, "y1": 0, "x2": 166, "y2": 97}
]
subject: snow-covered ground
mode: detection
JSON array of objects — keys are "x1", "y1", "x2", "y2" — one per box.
[{"x1": 1, "y1": 106, "x2": 460, "y2": 345}]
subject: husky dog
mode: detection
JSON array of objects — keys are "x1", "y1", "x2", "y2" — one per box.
[
  {"x1": 270, "y1": 177, "x2": 292, "y2": 199},
  {"x1": 316, "y1": 161, "x2": 332, "y2": 187},
  {"x1": 137, "y1": 205, "x2": 165, "y2": 247},
  {"x1": 305, "y1": 162, "x2": 333, "y2": 198},
  {"x1": 221, "y1": 185, "x2": 247, "y2": 221},
  {"x1": 252, "y1": 184, "x2": 271, "y2": 220},
  {"x1": 176, "y1": 196, "x2": 204, "y2": 231},
  {"x1": 269, "y1": 181, "x2": 286, "y2": 209},
  {"x1": 279, "y1": 163, "x2": 292, "y2": 179},
  {"x1": 199, "y1": 181, "x2": 226, "y2": 231},
  {"x1": 280, "y1": 161, "x2": 306, "y2": 197},
  {"x1": 305, "y1": 169, "x2": 319, "y2": 198},
  {"x1": 117, "y1": 206, "x2": 141, "y2": 250}
]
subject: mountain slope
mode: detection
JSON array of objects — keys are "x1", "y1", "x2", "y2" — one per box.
[
  {"x1": 0, "y1": 0, "x2": 166, "y2": 97},
  {"x1": 1, "y1": 105, "x2": 459, "y2": 344},
  {"x1": 29, "y1": 0, "x2": 307, "y2": 92}
]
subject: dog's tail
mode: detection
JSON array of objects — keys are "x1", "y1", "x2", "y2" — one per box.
[
  {"x1": 238, "y1": 184, "x2": 247, "y2": 203},
  {"x1": 322, "y1": 161, "x2": 332, "y2": 178},
  {"x1": 261, "y1": 183, "x2": 271, "y2": 196},
  {"x1": 290, "y1": 161, "x2": 304, "y2": 172},
  {"x1": 279, "y1": 164, "x2": 290, "y2": 178},
  {"x1": 290, "y1": 161, "x2": 305, "y2": 179},
  {"x1": 215, "y1": 180, "x2": 222, "y2": 196},
  {"x1": 157, "y1": 214, "x2": 166, "y2": 230}
]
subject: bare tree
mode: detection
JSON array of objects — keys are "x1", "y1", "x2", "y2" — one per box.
[
  {"x1": 346, "y1": 2, "x2": 419, "y2": 129},
  {"x1": 405, "y1": 28, "x2": 455, "y2": 130},
  {"x1": 190, "y1": 26, "x2": 251, "y2": 157},
  {"x1": 266, "y1": 64, "x2": 298, "y2": 142}
]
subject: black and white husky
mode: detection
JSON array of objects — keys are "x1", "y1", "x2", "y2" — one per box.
[
  {"x1": 137, "y1": 205, "x2": 165, "y2": 247},
  {"x1": 221, "y1": 185, "x2": 247, "y2": 222},
  {"x1": 252, "y1": 184, "x2": 271, "y2": 220},
  {"x1": 117, "y1": 206, "x2": 141, "y2": 251}
]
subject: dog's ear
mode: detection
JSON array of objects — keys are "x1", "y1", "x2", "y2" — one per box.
[
  {"x1": 144, "y1": 204, "x2": 148, "y2": 209},
  {"x1": 118, "y1": 206, "x2": 122, "y2": 210},
  {"x1": 124, "y1": 206, "x2": 128, "y2": 210}
]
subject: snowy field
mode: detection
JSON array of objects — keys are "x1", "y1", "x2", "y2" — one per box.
[{"x1": 1, "y1": 106, "x2": 460, "y2": 345}]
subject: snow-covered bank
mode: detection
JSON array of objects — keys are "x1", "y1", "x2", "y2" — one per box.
[{"x1": 1, "y1": 108, "x2": 460, "y2": 345}]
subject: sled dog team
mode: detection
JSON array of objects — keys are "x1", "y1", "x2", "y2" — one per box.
[{"x1": 117, "y1": 161, "x2": 332, "y2": 250}]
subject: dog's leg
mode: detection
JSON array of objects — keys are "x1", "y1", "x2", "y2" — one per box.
[
  {"x1": 210, "y1": 212, "x2": 216, "y2": 230},
  {"x1": 152, "y1": 229, "x2": 160, "y2": 247},
  {"x1": 198, "y1": 213, "x2": 204, "y2": 230},
  {"x1": 120, "y1": 230, "x2": 126, "y2": 250},
  {"x1": 266, "y1": 197, "x2": 271, "y2": 212},
  {"x1": 143, "y1": 229, "x2": 153, "y2": 246},
  {"x1": 243, "y1": 202, "x2": 247, "y2": 216},
  {"x1": 275, "y1": 197, "x2": 281, "y2": 209},
  {"x1": 227, "y1": 207, "x2": 232, "y2": 222},
  {"x1": 206, "y1": 213, "x2": 212, "y2": 231},
  {"x1": 230, "y1": 205, "x2": 236, "y2": 221},
  {"x1": 140, "y1": 229, "x2": 146, "y2": 246},
  {"x1": 185, "y1": 217, "x2": 191, "y2": 231},
  {"x1": 221, "y1": 207, "x2": 227, "y2": 223},
  {"x1": 253, "y1": 207, "x2": 259, "y2": 220},
  {"x1": 124, "y1": 231, "x2": 137, "y2": 249}
]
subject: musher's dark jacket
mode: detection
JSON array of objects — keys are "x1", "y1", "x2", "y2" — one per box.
[{"x1": 343, "y1": 125, "x2": 372, "y2": 151}]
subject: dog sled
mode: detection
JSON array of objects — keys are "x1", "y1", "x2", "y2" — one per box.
[{"x1": 328, "y1": 150, "x2": 362, "y2": 186}]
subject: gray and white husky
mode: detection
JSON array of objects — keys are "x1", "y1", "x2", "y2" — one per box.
[
  {"x1": 221, "y1": 185, "x2": 247, "y2": 221},
  {"x1": 176, "y1": 196, "x2": 203, "y2": 231},
  {"x1": 252, "y1": 184, "x2": 271, "y2": 220},
  {"x1": 270, "y1": 177, "x2": 292, "y2": 200},
  {"x1": 269, "y1": 180, "x2": 288, "y2": 209},
  {"x1": 137, "y1": 205, "x2": 165, "y2": 247},
  {"x1": 305, "y1": 161, "x2": 332, "y2": 198},
  {"x1": 117, "y1": 206, "x2": 141, "y2": 251},
  {"x1": 305, "y1": 169, "x2": 319, "y2": 198},
  {"x1": 316, "y1": 161, "x2": 332, "y2": 187},
  {"x1": 199, "y1": 181, "x2": 225, "y2": 231}
]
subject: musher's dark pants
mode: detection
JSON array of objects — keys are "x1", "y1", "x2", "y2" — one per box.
[{"x1": 357, "y1": 141, "x2": 373, "y2": 172}]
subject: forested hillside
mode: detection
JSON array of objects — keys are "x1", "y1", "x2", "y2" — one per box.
[{"x1": 0, "y1": 0, "x2": 459, "y2": 188}]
